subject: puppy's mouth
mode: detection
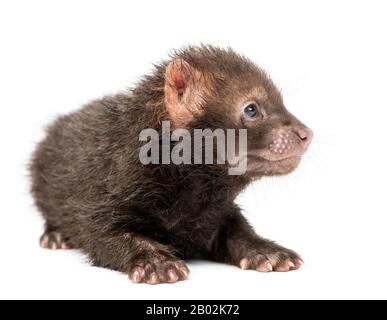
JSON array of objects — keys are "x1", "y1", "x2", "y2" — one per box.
[
  {"x1": 245, "y1": 126, "x2": 313, "y2": 176},
  {"x1": 246, "y1": 154, "x2": 302, "y2": 176}
]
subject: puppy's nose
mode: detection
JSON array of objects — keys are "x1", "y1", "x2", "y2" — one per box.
[{"x1": 295, "y1": 127, "x2": 313, "y2": 149}]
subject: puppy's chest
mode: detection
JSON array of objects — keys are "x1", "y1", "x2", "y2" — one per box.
[
  {"x1": 155, "y1": 200, "x2": 229, "y2": 254},
  {"x1": 144, "y1": 173, "x2": 237, "y2": 251}
]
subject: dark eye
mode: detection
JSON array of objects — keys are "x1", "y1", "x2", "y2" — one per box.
[{"x1": 244, "y1": 103, "x2": 259, "y2": 118}]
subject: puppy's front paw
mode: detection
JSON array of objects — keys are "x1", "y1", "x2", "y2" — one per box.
[
  {"x1": 129, "y1": 258, "x2": 189, "y2": 285},
  {"x1": 239, "y1": 245, "x2": 303, "y2": 273}
]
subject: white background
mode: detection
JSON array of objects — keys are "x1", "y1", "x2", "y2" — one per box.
[{"x1": 1, "y1": 0, "x2": 386, "y2": 300}]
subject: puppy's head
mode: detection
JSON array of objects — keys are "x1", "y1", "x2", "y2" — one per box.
[{"x1": 164, "y1": 46, "x2": 312, "y2": 176}]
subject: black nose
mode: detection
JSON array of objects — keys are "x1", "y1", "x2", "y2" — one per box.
[{"x1": 295, "y1": 127, "x2": 313, "y2": 149}]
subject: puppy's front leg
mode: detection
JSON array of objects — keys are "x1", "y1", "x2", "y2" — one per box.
[
  {"x1": 215, "y1": 211, "x2": 303, "y2": 272},
  {"x1": 86, "y1": 231, "x2": 189, "y2": 284}
]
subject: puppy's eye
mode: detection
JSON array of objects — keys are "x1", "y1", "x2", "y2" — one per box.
[{"x1": 244, "y1": 103, "x2": 259, "y2": 118}]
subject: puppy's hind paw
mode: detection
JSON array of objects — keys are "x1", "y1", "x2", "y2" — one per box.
[{"x1": 40, "y1": 231, "x2": 73, "y2": 250}]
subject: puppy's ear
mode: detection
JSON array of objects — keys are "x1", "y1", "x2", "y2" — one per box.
[{"x1": 164, "y1": 58, "x2": 209, "y2": 127}]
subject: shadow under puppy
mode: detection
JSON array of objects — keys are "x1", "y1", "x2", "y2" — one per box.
[{"x1": 30, "y1": 46, "x2": 313, "y2": 284}]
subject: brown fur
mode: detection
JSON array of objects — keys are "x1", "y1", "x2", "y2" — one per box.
[{"x1": 30, "y1": 45, "x2": 312, "y2": 284}]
